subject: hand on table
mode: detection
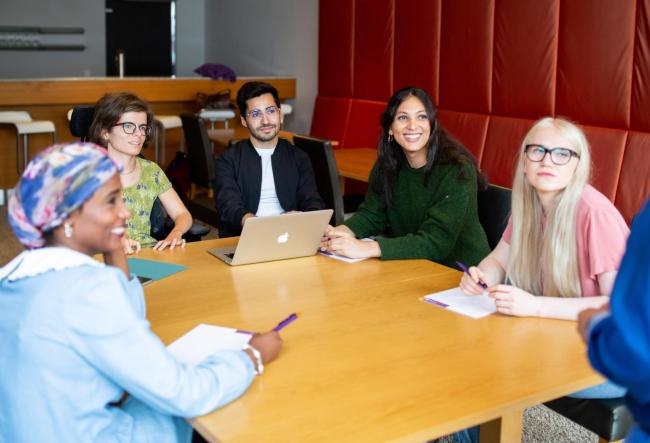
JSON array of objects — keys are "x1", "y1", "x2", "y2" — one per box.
[
  {"x1": 153, "y1": 229, "x2": 186, "y2": 251},
  {"x1": 249, "y1": 330, "x2": 282, "y2": 364},
  {"x1": 577, "y1": 303, "x2": 609, "y2": 343},
  {"x1": 121, "y1": 237, "x2": 141, "y2": 255},
  {"x1": 487, "y1": 284, "x2": 542, "y2": 317}
]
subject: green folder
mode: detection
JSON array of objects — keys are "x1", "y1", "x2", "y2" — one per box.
[{"x1": 128, "y1": 257, "x2": 187, "y2": 282}]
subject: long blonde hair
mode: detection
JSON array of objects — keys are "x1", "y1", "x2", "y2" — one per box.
[{"x1": 508, "y1": 117, "x2": 591, "y2": 297}]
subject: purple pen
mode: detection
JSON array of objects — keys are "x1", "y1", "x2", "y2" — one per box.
[
  {"x1": 273, "y1": 312, "x2": 301, "y2": 332},
  {"x1": 455, "y1": 260, "x2": 488, "y2": 290}
]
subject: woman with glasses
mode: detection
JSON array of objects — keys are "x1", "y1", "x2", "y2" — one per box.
[
  {"x1": 321, "y1": 86, "x2": 489, "y2": 266},
  {"x1": 89, "y1": 92, "x2": 192, "y2": 253},
  {"x1": 460, "y1": 117, "x2": 629, "y2": 320}
]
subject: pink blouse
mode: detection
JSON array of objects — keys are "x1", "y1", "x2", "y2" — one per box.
[{"x1": 502, "y1": 185, "x2": 629, "y2": 296}]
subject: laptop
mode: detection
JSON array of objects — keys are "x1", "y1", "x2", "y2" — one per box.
[{"x1": 208, "y1": 209, "x2": 333, "y2": 266}]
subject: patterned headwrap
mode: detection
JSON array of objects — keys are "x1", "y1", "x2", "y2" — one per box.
[{"x1": 8, "y1": 142, "x2": 119, "y2": 249}]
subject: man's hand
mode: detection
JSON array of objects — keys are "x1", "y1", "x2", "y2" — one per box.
[{"x1": 578, "y1": 303, "x2": 610, "y2": 343}]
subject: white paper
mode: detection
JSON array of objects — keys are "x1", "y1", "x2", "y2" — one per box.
[
  {"x1": 318, "y1": 250, "x2": 368, "y2": 263},
  {"x1": 318, "y1": 238, "x2": 372, "y2": 263},
  {"x1": 423, "y1": 287, "x2": 496, "y2": 319},
  {"x1": 167, "y1": 323, "x2": 252, "y2": 366}
]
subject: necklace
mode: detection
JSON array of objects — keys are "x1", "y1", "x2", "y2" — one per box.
[{"x1": 120, "y1": 161, "x2": 138, "y2": 175}]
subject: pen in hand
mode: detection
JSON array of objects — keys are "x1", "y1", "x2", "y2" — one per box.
[
  {"x1": 273, "y1": 312, "x2": 301, "y2": 331},
  {"x1": 455, "y1": 261, "x2": 488, "y2": 290}
]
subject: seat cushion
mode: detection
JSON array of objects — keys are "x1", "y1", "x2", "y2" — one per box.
[{"x1": 545, "y1": 396, "x2": 634, "y2": 441}]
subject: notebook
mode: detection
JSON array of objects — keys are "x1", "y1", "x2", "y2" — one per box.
[
  {"x1": 128, "y1": 257, "x2": 187, "y2": 285},
  {"x1": 208, "y1": 209, "x2": 333, "y2": 266},
  {"x1": 422, "y1": 287, "x2": 496, "y2": 319}
]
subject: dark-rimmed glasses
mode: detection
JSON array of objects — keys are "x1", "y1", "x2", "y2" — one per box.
[
  {"x1": 245, "y1": 106, "x2": 279, "y2": 120},
  {"x1": 113, "y1": 122, "x2": 152, "y2": 136},
  {"x1": 524, "y1": 144, "x2": 580, "y2": 166}
]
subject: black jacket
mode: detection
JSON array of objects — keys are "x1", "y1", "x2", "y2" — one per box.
[{"x1": 214, "y1": 138, "x2": 325, "y2": 237}]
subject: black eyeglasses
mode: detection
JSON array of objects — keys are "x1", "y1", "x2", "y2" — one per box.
[
  {"x1": 113, "y1": 122, "x2": 152, "y2": 136},
  {"x1": 524, "y1": 144, "x2": 580, "y2": 166},
  {"x1": 245, "y1": 106, "x2": 279, "y2": 120}
]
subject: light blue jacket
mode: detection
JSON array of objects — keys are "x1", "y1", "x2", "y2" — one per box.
[{"x1": 0, "y1": 248, "x2": 254, "y2": 443}]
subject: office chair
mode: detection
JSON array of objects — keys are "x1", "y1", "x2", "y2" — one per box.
[
  {"x1": 68, "y1": 106, "x2": 208, "y2": 242},
  {"x1": 477, "y1": 184, "x2": 512, "y2": 249},
  {"x1": 293, "y1": 134, "x2": 344, "y2": 226},
  {"x1": 179, "y1": 113, "x2": 220, "y2": 228},
  {"x1": 545, "y1": 397, "x2": 633, "y2": 443}
]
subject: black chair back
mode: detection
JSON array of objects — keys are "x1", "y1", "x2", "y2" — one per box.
[
  {"x1": 180, "y1": 113, "x2": 216, "y2": 189},
  {"x1": 69, "y1": 105, "x2": 95, "y2": 141},
  {"x1": 477, "y1": 184, "x2": 512, "y2": 249},
  {"x1": 293, "y1": 134, "x2": 344, "y2": 225}
]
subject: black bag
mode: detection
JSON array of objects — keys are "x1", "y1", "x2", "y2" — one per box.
[{"x1": 196, "y1": 89, "x2": 232, "y2": 110}]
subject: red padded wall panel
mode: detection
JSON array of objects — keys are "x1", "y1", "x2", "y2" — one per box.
[
  {"x1": 631, "y1": 0, "x2": 650, "y2": 131},
  {"x1": 481, "y1": 116, "x2": 535, "y2": 187},
  {"x1": 438, "y1": 0, "x2": 494, "y2": 113},
  {"x1": 437, "y1": 110, "x2": 489, "y2": 163},
  {"x1": 318, "y1": 0, "x2": 355, "y2": 97},
  {"x1": 310, "y1": 96, "x2": 352, "y2": 146},
  {"x1": 556, "y1": 0, "x2": 635, "y2": 128},
  {"x1": 616, "y1": 131, "x2": 650, "y2": 223},
  {"x1": 353, "y1": 0, "x2": 394, "y2": 101},
  {"x1": 492, "y1": 0, "x2": 558, "y2": 118},
  {"x1": 581, "y1": 125, "x2": 627, "y2": 201},
  {"x1": 393, "y1": 0, "x2": 440, "y2": 100},
  {"x1": 342, "y1": 100, "x2": 386, "y2": 148}
]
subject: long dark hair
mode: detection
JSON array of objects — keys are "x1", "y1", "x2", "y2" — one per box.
[
  {"x1": 375, "y1": 86, "x2": 486, "y2": 205},
  {"x1": 88, "y1": 92, "x2": 153, "y2": 148}
]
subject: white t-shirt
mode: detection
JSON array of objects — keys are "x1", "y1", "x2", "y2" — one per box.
[{"x1": 254, "y1": 147, "x2": 284, "y2": 217}]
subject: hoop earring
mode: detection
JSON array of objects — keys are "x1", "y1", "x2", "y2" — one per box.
[
  {"x1": 63, "y1": 222, "x2": 73, "y2": 239},
  {"x1": 387, "y1": 133, "x2": 393, "y2": 144}
]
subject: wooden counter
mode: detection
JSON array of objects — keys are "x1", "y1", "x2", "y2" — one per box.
[{"x1": 0, "y1": 77, "x2": 296, "y2": 188}]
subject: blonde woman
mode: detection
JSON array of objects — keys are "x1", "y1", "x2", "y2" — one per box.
[{"x1": 460, "y1": 117, "x2": 629, "y2": 319}]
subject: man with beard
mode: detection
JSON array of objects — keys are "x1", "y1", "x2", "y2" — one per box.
[{"x1": 214, "y1": 81, "x2": 324, "y2": 237}]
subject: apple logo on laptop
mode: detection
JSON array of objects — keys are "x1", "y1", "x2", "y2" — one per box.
[{"x1": 277, "y1": 232, "x2": 289, "y2": 244}]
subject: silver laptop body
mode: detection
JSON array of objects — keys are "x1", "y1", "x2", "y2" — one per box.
[{"x1": 208, "y1": 209, "x2": 333, "y2": 266}]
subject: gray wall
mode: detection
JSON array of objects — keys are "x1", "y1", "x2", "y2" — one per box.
[
  {"x1": 204, "y1": 0, "x2": 319, "y2": 134},
  {"x1": 0, "y1": 0, "x2": 205, "y2": 78},
  {"x1": 0, "y1": 0, "x2": 318, "y2": 132},
  {"x1": 0, "y1": 0, "x2": 105, "y2": 78},
  {"x1": 175, "y1": 0, "x2": 206, "y2": 76}
]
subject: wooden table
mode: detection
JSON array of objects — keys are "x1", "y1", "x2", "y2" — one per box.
[
  {"x1": 139, "y1": 239, "x2": 601, "y2": 443},
  {"x1": 333, "y1": 148, "x2": 376, "y2": 193}
]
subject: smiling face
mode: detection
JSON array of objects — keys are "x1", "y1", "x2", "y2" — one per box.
[
  {"x1": 523, "y1": 125, "x2": 580, "y2": 201},
  {"x1": 101, "y1": 111, "x2": 148, "y2": 158},
  {"x1": 389, "y1": 95, "x2": 431, "y2": 167},
  {"x1": 241, "y1": 93, "x2": 281, "y2": 147},
  {"x1": 63, "y1": 173, "x2": 130, "y2": 256}
]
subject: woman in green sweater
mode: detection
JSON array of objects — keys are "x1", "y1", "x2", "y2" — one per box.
[{"x1": 320, "y1": 86, "x2": 489, "y2": 266}]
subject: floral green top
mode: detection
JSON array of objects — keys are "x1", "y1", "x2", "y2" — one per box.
[{"x1": 122, "y1": 157, "x2": 172, "y2": 247}]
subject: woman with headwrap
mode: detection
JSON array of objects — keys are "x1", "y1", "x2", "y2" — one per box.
[{"x1": 0, "y1": 143, "x2": 282, "y2": 443}]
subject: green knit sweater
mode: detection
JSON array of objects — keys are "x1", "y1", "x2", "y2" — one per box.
[{"x1": 344, "y1": 160, "x2": 490, "y2": 267}]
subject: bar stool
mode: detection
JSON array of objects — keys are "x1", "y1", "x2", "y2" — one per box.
[
  {"x1": 0, "y1": 111, "x2": 56, "y2": 173},
  {"x1": 154, "y1": 115, "x2": 184, "y2": 166},
  {"x1": 280, "y1": 103, "x2": 293, "y2": 124},
  {"x1": 198, "y1": 109, "x2": 236, "y2": 129}
]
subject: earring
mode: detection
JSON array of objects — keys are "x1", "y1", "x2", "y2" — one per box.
[
  {"x1": 63, "y1": 222, "x2": 73, "y2": 239},
  {"x1": 387, "y1": 133, "x2": 393, "y2": 144}
]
